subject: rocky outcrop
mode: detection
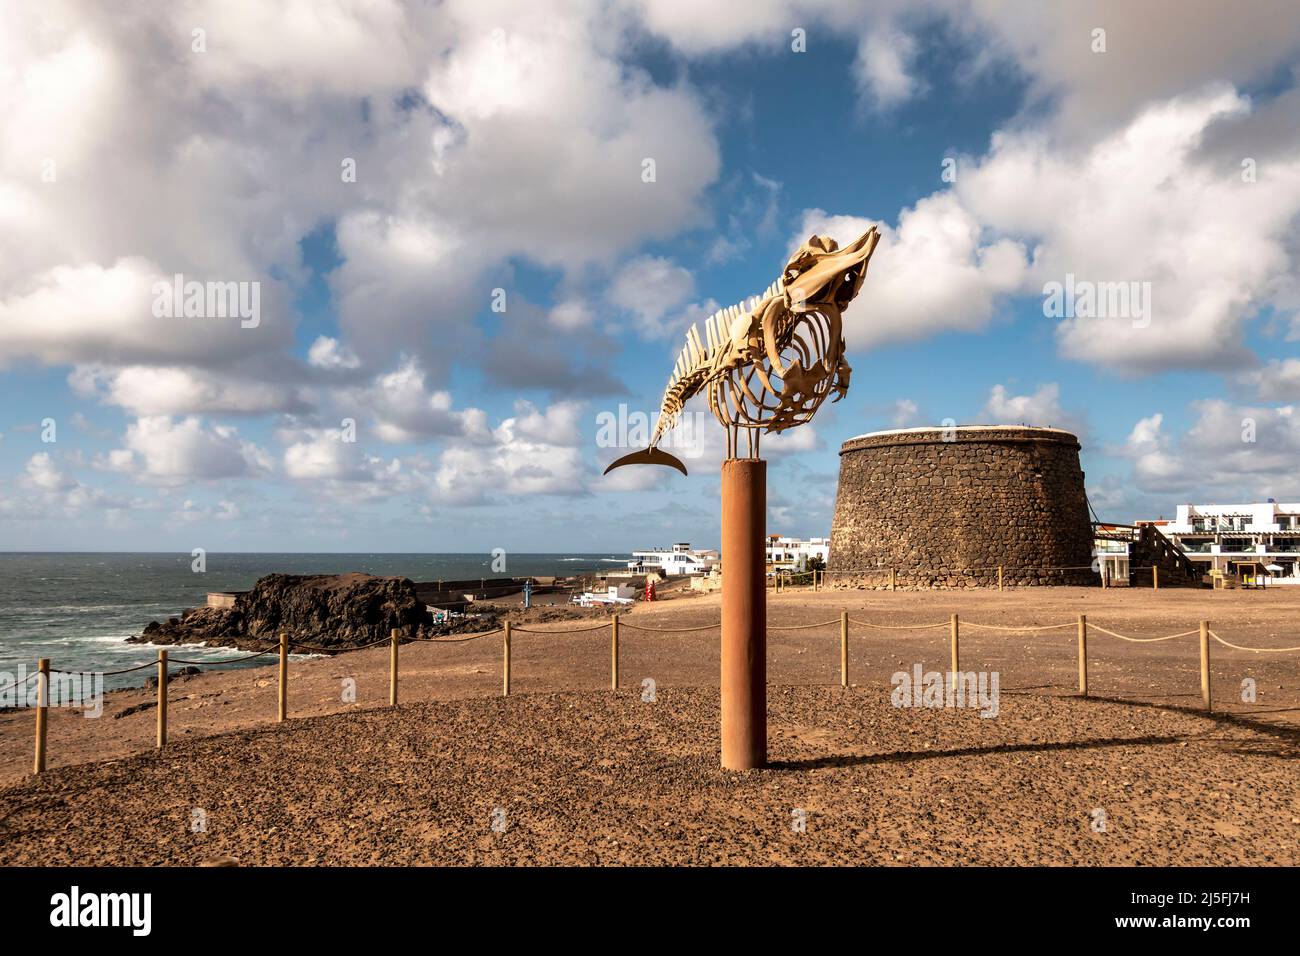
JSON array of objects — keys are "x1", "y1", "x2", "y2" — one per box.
[{"x1": 132, "y1": 573, "x2": 432, "y2": 651}]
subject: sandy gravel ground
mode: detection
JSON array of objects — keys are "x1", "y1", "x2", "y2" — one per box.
[
  {"x1": 2, "y1": 685, "x2": 1296, "y2": 865},
  {"x1": 2, "y1": 586, "x2": 1299, "y2": 864}
]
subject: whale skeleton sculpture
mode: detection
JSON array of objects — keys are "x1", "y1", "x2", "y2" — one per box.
[{"x1": 605, "y1": 226, "x2": 882, "y2": 474}]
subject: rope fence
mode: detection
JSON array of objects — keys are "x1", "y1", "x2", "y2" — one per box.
[
  {"x1": 53, "y1": 660, "x2": 160, "y2": 678},
  {"x1": 1085, "y1": 625, "x2": 1197, "y2": 644},
  {"x1": 778, "y1": 562, "x2": 1196, "y2": 593},
  {"x1": 15, "y1": 607, "x2": 1300, "y2": 776},
  {"x1": 961, "y1": 621, "x2": 1078, "y2": 632},
  {"x1": 824, "y1": 565, "x2": 1098, "y2": 574},
  {"x1": 510, "y1": 621, "x2": 613, "y2": 634},
  {"x1": 167, "y1": 648, "x2": 282, "y2": 665},
  {"x1": 618, "y1": 621, "x2": 722, "y2": 632},
  {"x1": 1208, "y1": 630, "x2": 1300, "y2": 654},
  {"x1": 0, "y1": 670, "x2": 37, "y2": 698},
  {"x1": 409, "y1": 629, "x2": 502, "y2": 644},
  {"x1": 848, "y1": 618, "x2": 949, "y2": 630},
  {"x1": 768, "y1": 619, "x2": 840, "y2": 631}
]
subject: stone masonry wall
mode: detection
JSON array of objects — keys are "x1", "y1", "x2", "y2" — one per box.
[{"x1": 828, "y1": 427, "x2": 1096, "y2": 588}]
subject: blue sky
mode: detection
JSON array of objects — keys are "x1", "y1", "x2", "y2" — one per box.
[{"x1": 2, "y1": 1, "x2": 1299, "y2": 553}]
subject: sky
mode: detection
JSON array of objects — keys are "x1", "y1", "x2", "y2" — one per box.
[{"x1": 2, "y1": 0, "x2": 1300, "y2": 554}]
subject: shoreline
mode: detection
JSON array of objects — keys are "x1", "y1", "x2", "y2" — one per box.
[{"x1": 0, "y1": 555, "x2": 629, "y2": 682}]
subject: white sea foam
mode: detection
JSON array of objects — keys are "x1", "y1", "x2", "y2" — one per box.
[{"x1": 4, "y1": 603, "x2": 169, "y2": 613}]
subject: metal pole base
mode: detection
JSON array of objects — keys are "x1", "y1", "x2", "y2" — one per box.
[{"x1": 721, "y1": 458, "x2": 766, "y2": 770}]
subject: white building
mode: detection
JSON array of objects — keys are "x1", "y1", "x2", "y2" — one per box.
[
  {"x1": 1092, "y1": 525, "x2": 1132, "y2": 583},
  {"x1": 765, "y1": 535, "x2": 831, "y2": 571},
  {"x1": 572, "y1": 584, "x2": 637, "y2": 606},
  {"x1": 628, "y1": 543, "x2": 720, "y2": 576},
  {"x1": 1153, "y1": 501, "x2": 1300, "y2": 582},
  {"x1": 627, "y1": 537, "x2": 830, "y2": 576}
]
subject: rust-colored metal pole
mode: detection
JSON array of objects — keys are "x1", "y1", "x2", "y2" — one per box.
[{"x1": 721, "y1": 458, "x2": 766, "y2": 770}]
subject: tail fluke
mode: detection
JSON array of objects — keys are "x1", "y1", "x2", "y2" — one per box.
[{"x1": 602, "y1": 446, "x2": 689, "y2": 477}]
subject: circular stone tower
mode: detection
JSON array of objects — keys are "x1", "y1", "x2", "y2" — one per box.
[{"x1": 828, "y1": 426, "x2": 1095, "y2": 588}]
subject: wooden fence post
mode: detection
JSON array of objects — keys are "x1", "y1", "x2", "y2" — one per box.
[
  {"x1": 950, "y1": 613, "x2": 960, "y2": 676},
  {"x1": 1077, "y1": 614, "x2": 1088, "y2": 696},
  {"x1": 33, "y1": 658, "x2": 48, "y2": 775},
  {"x1": 840, "y1": 610, "x2": 848, "y2": 687},
  {"x1": 1152, "y1": 565, "x2": 1159, "y2": 590},
  {"x1": 503, "y1": 621, "x2": 512, "y2": 697},
  {"x1": 389, "y1": 628, "x2": 400, "y2": 707},
  {"x1": 890, "y1": 568, "x2": 897, "y2": 591},
  {"x1": 157, "y1": 649, "x2": 168, "y2": 748},
  {"x1": 1199, "y1": 620, "x2": 1211, "y2": 712},
  {"x1": 611, "y1": 614, "x2": 620, "y2": 690},
  {"x1": 277, "y1": 630, "x2": 288, "y2": 723},
  {"x1": 998, "y1": 566, "x2": 1003, "y2": 591}
]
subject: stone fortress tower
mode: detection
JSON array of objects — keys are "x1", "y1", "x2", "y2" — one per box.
[{"x1": 828, "y1": 426, "x2": 1095, "y2": 587}]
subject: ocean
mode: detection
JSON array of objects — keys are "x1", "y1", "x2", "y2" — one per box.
[{"x1": 0, "y1": 552, "x2": 625, "y2": 690}]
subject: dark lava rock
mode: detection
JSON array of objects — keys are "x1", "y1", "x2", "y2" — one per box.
[
  {"x1": 144, "y1": 665, "x2": 202, "y2": 689},
  {"x1": 131, "y1": 573, "x2": 432, "y2": 652},
  {"x1": 113, "y1": 701, "x2": 157, "y2": 719}
]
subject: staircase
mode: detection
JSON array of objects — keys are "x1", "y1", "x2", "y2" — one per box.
[{"x1": 1130, "y1": 525, "x2": 1201, "y2": 586}]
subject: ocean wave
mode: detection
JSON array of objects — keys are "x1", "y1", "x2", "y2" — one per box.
[{"x1": 1, "y1": 603, "x2": 170, "y2": 614}]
